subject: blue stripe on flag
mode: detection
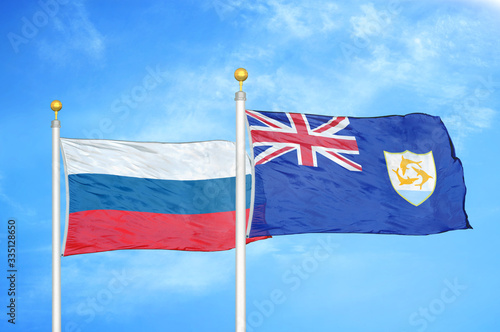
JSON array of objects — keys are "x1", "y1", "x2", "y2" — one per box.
[{"x1": 69, "y1": 173, "x2": 252, "y2": 215}]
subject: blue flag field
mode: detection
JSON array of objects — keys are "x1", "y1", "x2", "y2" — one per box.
[{"x1": 246, "y1": 110, "x2": 471, "y2": 238}]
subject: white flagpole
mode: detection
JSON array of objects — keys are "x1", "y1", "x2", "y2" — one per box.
[
  {"x1": 51, "y1": 100, "x2": 62, "y2": 332},
  {"x1": 234, "y1": 68, "x2": 248, "y2": 332}
]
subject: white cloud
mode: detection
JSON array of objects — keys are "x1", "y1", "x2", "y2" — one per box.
[
  {"x1": 350, "y1": 3, "x2": 393, "y2": 39},
  {"x1": 265, "y1": 0, "x2": 339, "y2": 38},
  {"x1": 229, "y1": 44, "x2": 276, "y2": 65},
  {"x1": 129, "y1": 66, "x2": 236, "y2": 143},
  {"x1": 470, "y1": 107, "x2": 496, "y2": 128},
  {"x1": 0, "y1": 189, "x2": 36, "y2": 217},
  {"x1": 409, "y1": 37, "x2": 438, "y2": 61},
  {"x1": 207, "y1": 0, "x2": 339, "y2": 39},
  {"x1": 450, "y1": 0, "x2": 500, "y2": 10},
  {"x1": 127, "y1": 255, "x2": 232, "y2": 296},
  {"x1": 61, "y1": 249, "x2": 235, "y2": 322},
  {"x1": 443, "y1": 106, "x2": 497, "y2": 148},
  {"x1": 247, "y1": 239, "x2": 280, "y2": 258},
  {"x1": 37, "y1": 0, "x2": 105, "y2": 63},
  {"x1": 64, "y1": 250, "x2": 233, "y2": 295}
]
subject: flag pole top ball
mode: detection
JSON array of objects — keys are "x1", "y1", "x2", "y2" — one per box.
[
  {"x1": 234, "y1": 68, "x2": 248, "y2": 81},
  {"x1": 234, "y1": 68, "x2": 248, "y2": 91},
  {"x1": 51, "y1": 100, "x2": 62, "y2": 120}
]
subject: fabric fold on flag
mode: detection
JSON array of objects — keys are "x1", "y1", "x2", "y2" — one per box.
[
  {"x1": 245, "y1": 110, "x2": 471, "y2": 238},
  {"x1": 61, "y1": 138, "x2": 267, "y2": 256}
]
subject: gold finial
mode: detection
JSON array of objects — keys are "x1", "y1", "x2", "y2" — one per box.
[
  {"x1": 234, "y1": 68, "x2": 248, "y2": 91},
  {"x1": 51, "y1": 100, "x2": 62, "y2": 120}
]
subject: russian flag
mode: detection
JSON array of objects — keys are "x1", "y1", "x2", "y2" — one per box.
[{"x1": 60, "y1": 138, "x2": 266, "y2": 256}]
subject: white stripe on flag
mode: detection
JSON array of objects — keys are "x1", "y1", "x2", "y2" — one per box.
[{"x1": 60, "y1": 138, "x2": 251, "y2": 181}]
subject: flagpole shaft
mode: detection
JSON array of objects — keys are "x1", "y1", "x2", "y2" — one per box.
[
  {"x1": 235, "y1": 89, "x2": 247, "y2": 332},
  {"x1": 52, "y1": 117, "x2": 61, "y2": 332}
]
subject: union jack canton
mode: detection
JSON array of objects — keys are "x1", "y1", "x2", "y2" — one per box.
[{"x1": 246, "y1": 110, "x2": 362, "y2": 171}]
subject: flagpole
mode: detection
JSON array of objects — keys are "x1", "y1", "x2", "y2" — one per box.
[
  {"x1": 234, "y1": 68, "x2": 248, "y2": 332},
  {"x1": 51, "y1": 100, "x2": 62, "y2": 332}
]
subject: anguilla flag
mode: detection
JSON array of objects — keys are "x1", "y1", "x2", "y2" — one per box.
[
  {"x1": 246, "y1": 110, "x2": 471, "y2": 238},
  {"x1": 61, "y1": 138, "x2": 266, "y2": 256}
]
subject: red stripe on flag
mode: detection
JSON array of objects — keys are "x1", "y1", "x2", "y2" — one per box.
[
  {"x1": 256, "y1": 146, "x2": 295, "y2": 165},
  {"x1": 64, "y1": 209, "x2": 268, "y2": 256},
  {"x1": 247, "y1": 111, "x2": 282, "y2": 129},
  {"x1": 325, "y1": 150, "x2": 362, "y2": 171},
  {"x1": 314, "y1": 117, "x2": 345, "y2": 134}
]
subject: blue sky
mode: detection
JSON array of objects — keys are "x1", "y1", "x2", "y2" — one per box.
[{"x1": 1, "y1": 0, "x2": 500, "y2": 331}]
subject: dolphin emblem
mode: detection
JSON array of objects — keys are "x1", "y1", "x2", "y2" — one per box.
[
  {"x1": 412, "y1": 167, "x2": 433, "y2": 190},
  {"x1": 385, "y1": 150, "x2": 436, "y2": 206},
  {"x1": 392, "y1": 168, "x2": 419, "y2": 185},
  {"x1": 400, "y1": 156, "x2": 422, "y2": 175}
]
